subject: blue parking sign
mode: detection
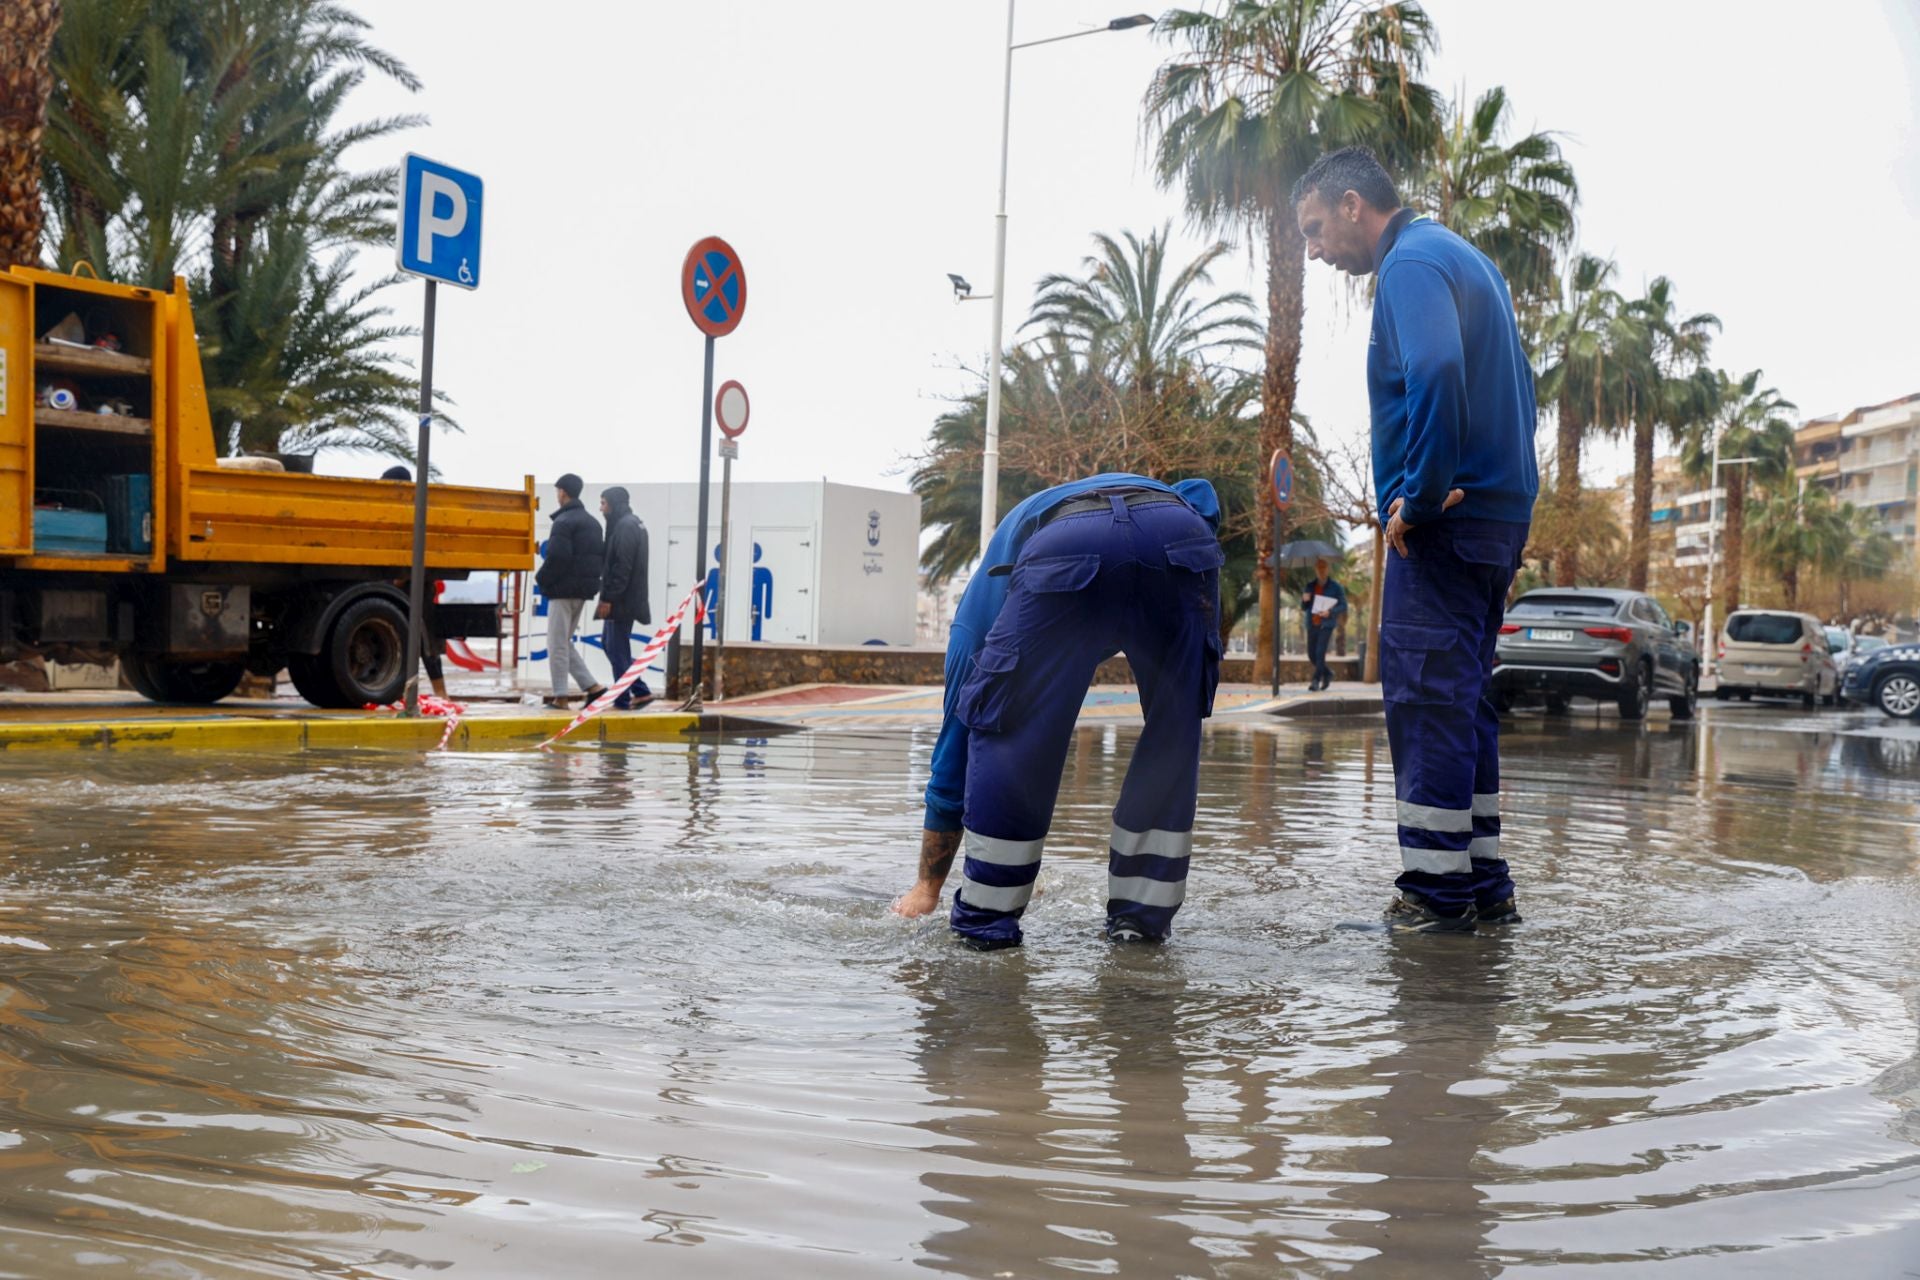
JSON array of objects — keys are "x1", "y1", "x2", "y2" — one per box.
[{"x1": 396, "y1": 153, "x2": 484, "y2": 290}]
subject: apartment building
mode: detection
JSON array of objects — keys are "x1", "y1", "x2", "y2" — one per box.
[{"x1": 1796, "y1": 392, "x2": 1920, "y2": 545}]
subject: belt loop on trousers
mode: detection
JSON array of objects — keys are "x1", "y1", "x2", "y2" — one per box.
[{"x1": 1108, "y1": 493, "x2": 1132, "y2": 523}]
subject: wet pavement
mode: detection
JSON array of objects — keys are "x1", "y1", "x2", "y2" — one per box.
[{"x1": 0, "y1": 709, "x2": 1916, "y2": 1277}]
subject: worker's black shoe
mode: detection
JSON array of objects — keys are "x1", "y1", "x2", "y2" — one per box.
[
  {"x1": 957, "y1": 932, "x2": 1020, "y2": 952},
  {"x1": 1476, "y1": 897, "x2": 1522, "y2": 926},
  {"x1": 1383, "y1": 893, "x2": 1478, "y2": 934},
  {"x1": 1106, "y1": 920, "x2": 1167, "y2": 945}
]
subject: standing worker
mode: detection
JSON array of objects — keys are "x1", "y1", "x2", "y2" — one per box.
[
  {"x1": 536, "y1": 473, "x2": 608, "y2": 709},
  {"x1": 891, "y1": 473, "x2": 1225, "y2": 950},
  {"x1": 1293, "y1": 147, "x2": 1538, "y2": 932},
  {"x1": 1300, "y1": 556, "x2": 1348, "y2": 692},
  {"x1": 595, "y1": 486, "x2": 655, "y2": 710}
]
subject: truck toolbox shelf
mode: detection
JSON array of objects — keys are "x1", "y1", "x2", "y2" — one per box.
[
  {"x1": 33, "y1": 342, "x2": 153, "y2": 378},
  {"x1": 35, "y1": 407, "x2": 153, "y2": 436}
]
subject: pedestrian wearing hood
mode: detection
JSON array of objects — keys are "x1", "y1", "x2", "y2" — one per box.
[
  {"x1": 535, "y1": 473, "x2": 607, "y2": 708},
  {"x1": 595, "y1": 486, "x2": 655, "y2": 709}
]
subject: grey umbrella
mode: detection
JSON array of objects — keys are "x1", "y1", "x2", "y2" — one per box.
[{"x1": 1267, "y1": 539, "x2": 1344, "y2": 570}]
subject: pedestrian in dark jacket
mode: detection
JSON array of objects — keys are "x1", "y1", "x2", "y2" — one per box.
[
  {"x1": 535, "y1": 473, "x2": 607, "y2": 707},
  {"x1": 595, "y1": 485, "x2": 654, "y2": 709}
]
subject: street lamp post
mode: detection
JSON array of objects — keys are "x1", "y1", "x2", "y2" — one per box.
[
  {"x1": 1702, "y1": 448, "x2": 1758, "y2": 671},
  {"x1": 973, "y1": 6, "x2": 1154, "y2": 560}
]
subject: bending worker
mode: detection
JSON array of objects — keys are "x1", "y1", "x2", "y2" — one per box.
[
  {"x1": 892, "y1": 473, "x2": 1224, "y2": 950},
  {"x1": 1293, "y1": 146, "x2": 1538, "y2": 932}
]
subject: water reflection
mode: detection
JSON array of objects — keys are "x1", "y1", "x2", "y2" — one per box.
[{"x1": 0, "y1": 714, "x2": 1913, "y2": 1275}]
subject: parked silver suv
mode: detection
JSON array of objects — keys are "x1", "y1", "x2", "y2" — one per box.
[{"x1": 1492, "y1": 588, "x2": 1700, "y2": 720}]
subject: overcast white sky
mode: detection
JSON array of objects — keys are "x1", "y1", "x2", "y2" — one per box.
[{"x1": 339, "y1": 0, "x2": 1920, "y2": 500}]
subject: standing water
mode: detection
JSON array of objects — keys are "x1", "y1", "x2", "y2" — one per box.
[{"x1": 0, "y1": 717, "x2": 1915, "y2": 1276}]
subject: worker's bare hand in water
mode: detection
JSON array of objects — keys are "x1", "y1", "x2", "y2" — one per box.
[
  {"x1": 1385, "y1": 489, "x2": 1465, "y2": 557},
  {"x1": 892, "y1": 828, "x2": 962, "y2": 917}
]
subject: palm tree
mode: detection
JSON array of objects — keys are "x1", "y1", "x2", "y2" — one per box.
[
  {"x1": 1751, "y1": 483, "x2": 1844, "y2": 609},
  {"x1": 1025, "y1": 224, "x2": 1259, "y2": 397},
  {"x1": 1145, "y1": 0, "x2": 1441, "y2": 678},
  {"x1": 1832, "y1": 504, "x2": 1896, "y2": 618},
  {"x1": 1535, "y1": 253, "x2": 1621, "y2": 584},
  {"x1": 1619, "y1": 278, "x2": 1718, "y2": 590},
  {"x1": 0, "y1": 0, "x2": 63, "y2": 267},
  {"x1": 1407, "y1": 84, "x2": 1578, "y2": 325},
  {"x1": 40, "y1": 0, "x2": 430, "y2": 461},
  {"x1": 1687, "y1": 370, "x2": 1795, "y2": 618}
]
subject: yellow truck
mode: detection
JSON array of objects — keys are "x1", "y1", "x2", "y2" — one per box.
[{"x1": 0, "y1": 265, "x2": 536, "y2": 707}]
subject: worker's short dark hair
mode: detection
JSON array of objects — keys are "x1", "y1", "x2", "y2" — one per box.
[{"x1": 1290, "y1": 146, "x2": 1400, "y2": 213}]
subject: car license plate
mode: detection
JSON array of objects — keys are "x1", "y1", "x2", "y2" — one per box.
[
  {"x1": 1743, "y1": 664, "x2": 1778, "y2": 675},
  {"x1": 1528, "y1": 628, "x2": 1573, "y2": 642}
]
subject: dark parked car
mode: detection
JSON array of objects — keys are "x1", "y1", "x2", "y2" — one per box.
[
  {"x1": 1492, "y1": 588, "x2": 1700, "y2": 720},
  {"x1": 1840, "y1": 641, "x2": 1920, "y2": 719}
]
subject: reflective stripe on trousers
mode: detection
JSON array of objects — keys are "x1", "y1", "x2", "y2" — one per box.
[{"x1": 1379, "y1": 518, "x2": 1528, "y2": 914}]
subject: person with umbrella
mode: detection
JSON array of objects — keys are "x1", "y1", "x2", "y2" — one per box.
[{"x1": 1300, "y1": 555, "x2": 1348, "y2": 692}]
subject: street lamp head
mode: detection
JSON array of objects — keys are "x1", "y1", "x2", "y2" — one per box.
[
  {"x1": 947, "y1": 273, "x2": 973, "y2": 300},
  {"x1": 1108, "y1": 13, "x2": 1155, "y2": 30}
]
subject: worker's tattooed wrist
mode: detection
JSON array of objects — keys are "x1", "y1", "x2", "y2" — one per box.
[{"x1": 919, "y1": 828, "x2": 961, "y2": 883}]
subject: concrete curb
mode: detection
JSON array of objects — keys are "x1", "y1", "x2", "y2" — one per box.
[
  {"x1": 0, "y1": 710, "x2": 795, "y2": 753},
  {"x1": 1266, "y1": 692, "x2": 1386, "y2": 718}
]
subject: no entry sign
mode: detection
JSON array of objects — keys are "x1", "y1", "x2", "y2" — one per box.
[
  {"x1": 715, "y1": 380, "x2": 750, "y2": 438},
  {"x1": 682, "y1": 236, "x2": 747, "y2": 338},
  {"x1": 1271, "y1": 449, "x2": 1294, "y2": 510}
]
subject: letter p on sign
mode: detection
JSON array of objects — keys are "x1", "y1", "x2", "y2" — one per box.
[{"x1": 397, "y1": 153, "x2": 485, "y2": 290}]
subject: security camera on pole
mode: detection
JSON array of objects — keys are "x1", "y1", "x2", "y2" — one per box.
[
  {"x1": 393, "y1": 152, "x2": 484, "y2": 716},
  {"x1": 679, "y1": 236, "x2": 748, "y2": 710},
  {"x1": 712, "y1": 380, "x2": 750, "y2": 703}
]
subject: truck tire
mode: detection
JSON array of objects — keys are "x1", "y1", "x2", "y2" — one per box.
[
  {"x1": 122, "y1": 651, "x2": 247, "y2": 704},
  {"x1": 286, "y1": 653, "x2": 344, "y2": 708},
  {"x1": 325, "y1": 595, "x2": 409, "y2": 707},
  {"x1": 1616, "y1": 661, "x2": 1649, "y2": 721}
]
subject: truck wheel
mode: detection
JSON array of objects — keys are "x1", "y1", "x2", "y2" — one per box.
[
  {"x1": 122, "y1": 651, "x2": 246, "y2": 704},
  {"x1": 325, "y1": 596, "x2": 409, "y2": 707},
  {"x1": 286, "y1": 654, "x2": 344, "y2": 708},
  {"x1": 1617, "y1": 661, "x2": 1649, "y2": 721}
]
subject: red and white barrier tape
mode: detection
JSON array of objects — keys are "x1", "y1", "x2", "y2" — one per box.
[
  {"x1": 539, "y1": 584, "x2": 706, "y2": 750},
  {"x1": 366, "y1": 691, "x2": 469, "y2": 751}
]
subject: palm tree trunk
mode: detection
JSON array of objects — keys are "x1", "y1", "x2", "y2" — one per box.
[
  {"x1": 1782, "y1": 561, "x2": 1798, "y2": 610},
  {"x1": 1627, "y1": 415, "x2": 1654, "y2": 591},
  {"x1": 1721, "y1": 467, "x2": 1746, "y2": 621},
  {"x1": 1256, "y1": 207, "x2": 1305, "y2": 683},
  {"x1": 1554, "y1": 392, "x2": 1582, "y2": 586},
  {"x1": 0, "y1": 0, "x2": 61, "y2": 269}
]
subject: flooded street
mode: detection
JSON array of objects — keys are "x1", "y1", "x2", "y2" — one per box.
[{"x1": 1, "y1": 713, "x2": 1917, "y2": 1277}]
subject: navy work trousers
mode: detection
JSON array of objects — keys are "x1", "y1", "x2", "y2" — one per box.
[
  {"x1": 1306, "y1": 622, "x2": 1333, "y2": 686},
  {"x1": 1378, "y1": 517, "x2": 1529, "y2": 914},
  {"x1": 950, "y1": 496, "x2": 1224, "y2": 946},
  {"x1": 601, "y1": 615, "x2": 651, "y2": 709}
]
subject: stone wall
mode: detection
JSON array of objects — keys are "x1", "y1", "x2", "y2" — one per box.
[{"x1": 668, "y1": 640, "x2": 1359, "y2": 700}]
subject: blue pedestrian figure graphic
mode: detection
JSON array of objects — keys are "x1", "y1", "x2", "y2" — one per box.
[{"x1": 704, "y1": 543, "x2": 773, "y2": 641}]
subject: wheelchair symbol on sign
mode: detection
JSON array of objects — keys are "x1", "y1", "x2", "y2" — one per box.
[{"x1": 457, "y1": 258, "x2": 474, "y2": 285}]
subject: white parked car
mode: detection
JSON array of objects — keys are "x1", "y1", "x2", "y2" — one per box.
[{"x1": 1715, "y1": 610, "x2": 1840, "y2": 707}]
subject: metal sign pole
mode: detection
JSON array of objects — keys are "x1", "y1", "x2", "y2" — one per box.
[
  {"x1": 715, "y1": 444, "x2": 734, "y2": 702},
  {"x1": 685, "y1": 333, "x2": 716, "y2": 710},
  {"x1": 1270, "y1": 504, "x2": 1285, "y2": 698},
  {"x1": 402, "y1": 278, "x2": 437, "y2": 716}
]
